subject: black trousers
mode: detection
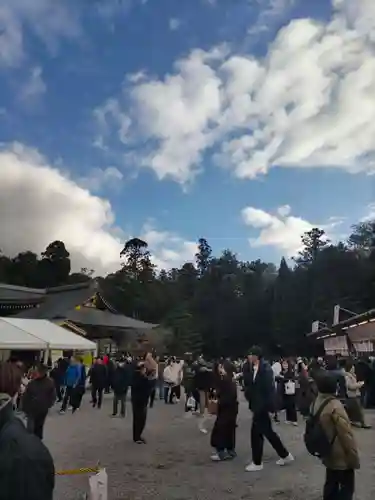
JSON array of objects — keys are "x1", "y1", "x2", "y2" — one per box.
[
  {"x1": 174, "y1": 385, "x2": 181, "y2": 399},
  {"x1": 91, "y1": 386, "x2": 103, "y2": 408},
  {"x1": 148, "y1": 380, "x2": 156, "y2": 408},
  {"x1": 61, "y1": 386, "x2": 74, "y2": 411},
  {"x1": 27, "y1": 412, "x2": 47, "y2": 440},
  {"x1": 323, "y1": 469, "x2": 355, "y2": 500},
  {"x1": 54, "y1": 381, "x2": 63, "y2": 402},
  {"x1": 251, "y1": 411, "x2": 289, "y2": 465},
  {"x1": 113, "y1": 391, "x2": 127, "y2": 416},
  {"x1": 284, "y1": 395, "x2": 298, "y2": 422},
  {"x1": 164, "y1": 385, "x2": 174, "y2": 404},
  {"x1": 132, "y1": 403, "x2": 147, "y2": 441}
]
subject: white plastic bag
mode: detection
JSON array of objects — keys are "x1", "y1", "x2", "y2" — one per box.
[
  {"x1": 88, "y1": 468, "x2": 108, "y2": 500},
  {"x1": 285, "y1": 381, "x2": 296, "y2": 395},
  {"x1": 186, "y1": 396, "x2": 196, "y2": 409}
]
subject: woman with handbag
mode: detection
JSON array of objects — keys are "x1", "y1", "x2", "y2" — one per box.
[
  {"x1": 210, "y1": 361, "x2": 238, "y2": 461},
  {"x1": 279, "y1": 360, "x2": 298, "y2": 425}
]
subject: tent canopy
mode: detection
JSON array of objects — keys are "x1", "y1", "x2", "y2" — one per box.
[
  {"x1": 0, "y1": 318, "x2": 96, "y2": 351},
  {"x1": 0, "y1": 319, "x2": 46, "y2": 350}
]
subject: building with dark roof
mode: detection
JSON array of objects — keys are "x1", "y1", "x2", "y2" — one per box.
[
  {"x1": 0, "y1": 280, "x2": 156, "y2": 351},
  {"x1": 307, "y1": 308, "x2": 375, "y2": 355}
]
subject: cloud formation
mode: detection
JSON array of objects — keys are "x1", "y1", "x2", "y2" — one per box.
[
  {"x1": 0, "y1": 144, "x2": 196, "y2": 275},
  {"x1": 169, "y1": 18, "x2": 181, "y2": 31},
  {"x1": 242, "y1": 206, "x2": 333, "y2": 256},
  {"x1": 19, "y1": 66, "x2": 46, "y2": 101},
  {"x1": 0, "y1": 0, "x2": 81, "y2": 67},
  {"x1": 95, "y1": 0, "x2": 375, "y2": 184}
]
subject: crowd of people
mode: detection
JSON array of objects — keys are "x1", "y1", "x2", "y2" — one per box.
[{"x1": 0, "y1": 348, "x2": 374, "y2": 500}]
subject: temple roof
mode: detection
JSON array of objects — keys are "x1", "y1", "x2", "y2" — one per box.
[
  {"x1": 0, "y1": 280, "x2": 156, "y2": 330},
  {"x1": 0, "y1": 283, "x2": 46, "y2": 303}
]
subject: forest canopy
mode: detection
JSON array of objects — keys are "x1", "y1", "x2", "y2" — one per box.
[{"x1": 1, "y1": 220, "x2": 375, "y2": 357}]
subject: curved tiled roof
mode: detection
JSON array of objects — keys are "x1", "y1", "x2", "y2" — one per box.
[{"x1": 0, "y1": 279, "x2": 156, "y2": 330}]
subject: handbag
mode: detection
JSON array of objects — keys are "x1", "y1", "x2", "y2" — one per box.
[
  {"x1": 207, "y1": 398, "x2": 218, "y2": 415},
  {"x1": 285, "y1": 381, "x2": 296, "y2": 395}
]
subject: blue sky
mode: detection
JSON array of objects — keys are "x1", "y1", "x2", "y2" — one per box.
[{"x1": 0, "y1": 0, "x2": 374, "y2": 274}]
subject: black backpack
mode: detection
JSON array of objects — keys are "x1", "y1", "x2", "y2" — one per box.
[{"x1": 304, "y1": 397, "x2": 336, "y2": 459}]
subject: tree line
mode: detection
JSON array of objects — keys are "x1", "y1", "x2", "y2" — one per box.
[{"x1": 1, "y1": 221, "x2": 375, "y2": 357}]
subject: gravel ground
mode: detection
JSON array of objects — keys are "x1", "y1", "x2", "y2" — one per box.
[{"x1": 44, "y1": 393, "x2": 375, "y2": 500}]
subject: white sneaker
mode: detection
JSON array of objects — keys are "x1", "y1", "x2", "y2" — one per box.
[
  {"x1": 291, "y1": 421, "x2": 298, "y2": 426},
  {"x1": 211, "y1": 453, "x2": 221, "y2": 461},
  {"x1": 276, "y1": 453, "x2": 294, "y2": 466},
  {"x1": 199, "y1": 427, "x2": 208, "y2": 434},
  {"x1": 245, "y1": 463, "x2": 263, "y2": 472}
]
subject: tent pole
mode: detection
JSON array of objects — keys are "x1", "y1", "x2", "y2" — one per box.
[{"x1": 46, "y1": 345, "x2": 51, "y2": 369}]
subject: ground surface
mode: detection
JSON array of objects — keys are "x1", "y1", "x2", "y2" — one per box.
[{"x1": 44, "y1": 393, "x2": 375, "y2": 500}]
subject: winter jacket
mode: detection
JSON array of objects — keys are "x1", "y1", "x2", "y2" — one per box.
[
  {"x1": 131, "y1": 371, "x2": 150, "y2": 407},
  {"x1": 312, "y1": 394, "x2": 360, "y2": 470},
  {"x1": 64, "y1": 365, "x2": 81, "y2": 388},
  {"x1": 22, "y1": 376, "x2": 56, "y2": 416},
  {"x1": 112, "y1": 364, "x2": 131, "y2": 395},
  {"x1": 0, "y1": 396, "x2": 55, "y2": 500},
  {"x1": 88, "y1": 364, "x2": 107, "y2": 388},
  {"x1": 244, "y1": 360, "x2": 276, "y2": 414}
]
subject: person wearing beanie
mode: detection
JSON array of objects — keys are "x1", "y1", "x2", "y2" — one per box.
[{"x1": 244, "y1": 346, "x2": 294, "y2": 472}]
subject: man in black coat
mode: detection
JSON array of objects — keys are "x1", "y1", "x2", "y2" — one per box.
[
  {"x1": 88, "y1": 358, "x2": 107, "y2": 409},
  {"x1": 22, "y1": 364, "x2": 56, "y2": 440},
  {"x1": 131, "y1": 362, "x2": 150, "y2": 443},
  {"x1": 244, "y1": 346, "x2": 293, "y2": 472},
  {"x1": 0, "y1": 362, "x2": 55, "y2": 500},
  {"x1": 112, "y1": 359, "x2": 131, "y2": 417}
]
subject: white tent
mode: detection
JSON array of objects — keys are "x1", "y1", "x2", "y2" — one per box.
[
  {"x1": 0, "y1": 318, "x2": 96, "y2": 351},
  {"x1": 0, "y1": 319, "x2": 46, "y2": 350}
]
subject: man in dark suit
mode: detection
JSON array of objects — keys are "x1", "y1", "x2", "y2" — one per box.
[{"x1": 244, "y1": 346, "x2": 294, "y2": 472}]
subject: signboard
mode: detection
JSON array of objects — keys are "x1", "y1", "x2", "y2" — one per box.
[
  {"x1": 351, "y1": 340, "x2": 373, "y2": 353},
  {"x1": 323, "y1": 336, "x2": 349, "y2": 355}
]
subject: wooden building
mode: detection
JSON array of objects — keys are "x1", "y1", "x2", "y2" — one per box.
[
  {"x1": 307, "y1": 309, "x2": 375, "y2": 355},
  {"x1": 0, "y1": 280, "x2": 156, "y2": 353}
]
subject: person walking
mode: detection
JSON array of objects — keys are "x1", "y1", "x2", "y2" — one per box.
[
  {"x1": 22, "y1": 364, "x2": 56, "y2": 440},
  {"x1": 280, "y1": 360, "x2": 298, "y2": 425},
  {"x1": 312, "y1": 373, "x2": 359, "y2": 500},
  {"x1": 112, "y1": 358, "x2": 131, "y2": 417},
  {"x1": 144, "y1": 352, "x2": 158, "y2": 408},
  {"x1": 88, "y1": 358, "x2": 107, "y2": 409},
  {"x1": 244, "y1": 346, "x2": 294, "y2": 472},
  {"x1": 71, "y1": 358, "x2": 86, "y2": 413},
  {"x1": 49, "y1": 361, "x2": 63, "y2": 403},
  {"x1": 131, "y1": 362, "x2": 150, "y2": 444},
  {"x1": 210, "y1": 361, "x2": 238, "y2": 461},
  {"x1": 60, "y1": 358, "x2": 81, "y2": 414}
]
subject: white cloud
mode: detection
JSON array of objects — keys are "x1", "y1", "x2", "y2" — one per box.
[
  {"x1": 361, "y1": 203, "x2": 375, "y2": 221},
  {"x1": 94, "y1": 98, "x2": 132, "y2": 146},
  {"x1": 0, "y1": 143, "x2": 197, "y2": 275},
  {"x1": 19, "y1": 66, "x2": 46, "y2": 101},
  {"x1": 169, "y1": 18, "x2": 181, "y2": 31},
  {"x1": 248, "y1": 0, "x2": 295, "y2": 38},
  {"x1": 276, "y1": 204, "x2": 291, "y2": 217},
  {"x1": 0, "y1": 0, "x2": 81, "y2": 67},
  {"x1": 95, "y1": 0, "x2": 375, "y2": 184},
  {"x1": 242, "y1": 205, "x2": 331, "y2": 256},
  {"x1": 78, "y1": 167, "x2": 124, "y2": 193}
]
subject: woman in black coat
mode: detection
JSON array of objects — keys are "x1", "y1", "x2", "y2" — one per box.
[{"x1": 210, "y1": 361, "x2": 238, "y2": 461}]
